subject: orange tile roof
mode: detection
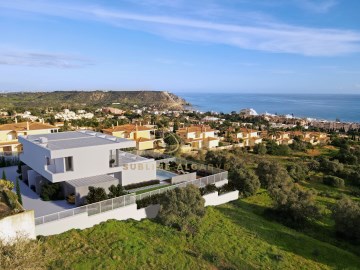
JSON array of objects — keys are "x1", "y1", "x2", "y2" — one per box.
[
  {"x1": 177, "y1": 125, "x2": 214, "y2": 133},
  {"x1": 102, "y1": 124, "x2": 154, "y2": 133},
  {"x1": 0, "y1": 122, "x2": 58, "y2": 132}
]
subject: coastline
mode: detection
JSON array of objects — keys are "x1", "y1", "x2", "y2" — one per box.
[{"x1": 177, "y1": 92, "x2": 360, "y2": 124}]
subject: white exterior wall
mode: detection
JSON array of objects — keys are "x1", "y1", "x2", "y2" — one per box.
[
  {"x1": 0, "y1": 211, "x2": 36, "y2": 243},
  {"x1": 121, "y1": 160, "x2": 157, "y2": 186},
  {"x1": 19, "y1": 136, "x2": 145, "y2": 183}
]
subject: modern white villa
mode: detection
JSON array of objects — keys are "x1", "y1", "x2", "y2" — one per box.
[{"x1": 19, "y1": 130, "x2": 156, "y2": 205}]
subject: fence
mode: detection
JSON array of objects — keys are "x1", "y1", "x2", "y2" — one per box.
[
  {"x1": 135, "y1": 171, "x2": 228, "y2": 201},
  {"x1": 35, "y1": 193, "x2": 136, "y2": 225}
]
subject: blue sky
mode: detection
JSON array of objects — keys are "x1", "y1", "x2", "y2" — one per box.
[{"x1": 1, "y1": 0, "x2": 360, "y2": 93}]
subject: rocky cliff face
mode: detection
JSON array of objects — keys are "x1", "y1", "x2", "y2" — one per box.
[{"x1": 0, "y1": 90, "x2": 187, "y2": 110}]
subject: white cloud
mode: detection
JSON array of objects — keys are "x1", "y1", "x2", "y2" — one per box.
[
  {"x1": 1, "y1": 0, "x2": 359, "y2": 56},
  {"x1": 294, "y1": 0, "x2": 338, "y2": 13},
  {"x1": 0, "y1": 50, "x2": 93, "y2": 68}
]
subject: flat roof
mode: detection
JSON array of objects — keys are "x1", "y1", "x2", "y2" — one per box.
[
  {"x1": 67, "y1": 174, "x2": 119, "y2": 188},
  {"x1": 23, "y1": 130, "x2": 136, "y2": 150}
]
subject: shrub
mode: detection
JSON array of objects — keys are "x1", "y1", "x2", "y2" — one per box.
[
  {"x1": 199, "y1": 184, "x2": 218, "y2": 195},
  {"x1": 256, "y1": 160, "x2": 291, "y2": 189},
  {"x1": 217, "y1": 182, "x2": 236, "y2": 195},
  {"x1": 253, "y1": 143, "x2": 267, "y2": 155},
  {"x1": 333, "y1": 197, "x2": 360, "y2": 241},
  {"x1": 66, "y1": 193, "x2": 75, "y2": 204},
  {"x1": 3, "y1": 189, "x2": 23, "y2": 212},
  {"x1": 268, "y1": 180, "x2": 320, "y2": 227},
  {"x1": 136, "y1": 193, "x2": 163, "y2": 209},
  {"x1": 124, "y1": 180, "x2": 160, "y2": 190},
  {"x1": 157, "y1": 185, "x2": 205, "y2": 235},
  {"x1": 86, "y1": 186, "x2": 108, "y2": 204},
  {"x1": 108, "y1": 184, "x2": 127, "y2": 198},
  {"x1": 287, "y1": 163, "x2": 308, "y2": 183},
  {"x1": 323, "y1": 176, "x2": 345, "y2": 188},
  {"x1": 0, "y1": 236, "x2": 54, "y2": 270},
  {"x1": 230, "y1": 168, "x2": 260, "y2": 197},
  {"x1": 40, "y1": 183, "x2": 64, "y2": 201},
  {"x1": 0, "y1": 179, "x2": 14, "y2": 190}
]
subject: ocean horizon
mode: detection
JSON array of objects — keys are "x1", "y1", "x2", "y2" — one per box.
[{"x1": 175, "y1": 93, "x2": 360, "y2": 123}]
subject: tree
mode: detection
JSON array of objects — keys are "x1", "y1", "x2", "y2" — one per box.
[
  {"x1": 333, "y1": 197, "x2": 360, "y2": 241},
  {"x1": 230, "y1": 168, "x2": 260, "y2": 197},
  {"x1": 15, "y1": 177, "x2": 22, "y2": 205},
  {"x1": 108, "y1": 184, "x2": 127, "y2": 198},
  {"x1": 268, "y1": 180, "x2": 320, "y2": 227},
  {"x1": 253, "y1": 143, "x2": 267, "y2": 155},
  {"x1": 86, "y1": 186, "x2": 108, "y2": 204},
  {"x1": 287, "y1": 163, "x2": 308, "y2": 183},
  {"x1": 323, "y1": 175, "x2": 345, "y2": 188},
  {"x1": 2, "y1": 170, "x2": 6, "y2": 180},
  {"x1": 255, "y1": 160, "x2": 291, "y2": 189},
  {"x1": 157, "y1": 185, "x2": 205, "y2": 235}
]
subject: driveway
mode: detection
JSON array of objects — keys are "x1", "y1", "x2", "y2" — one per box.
[{"x1": 2, "y1": 166, "x2": 74, "y2": 218}]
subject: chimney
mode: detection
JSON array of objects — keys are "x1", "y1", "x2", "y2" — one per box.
[
  {"x1": 117, "y1": 121, "x2": 119, "y2": 126},
  {"x1": 112, "y1": 124, "x2": 114, "y2": 129},
  {"x1": 15, "y1": 117, "x2": 17, "y2": 124},
  {"x1": 134, "y1": 124, "x2": 139, "y2": 140},
  {"x1": 26, "y1": 121, "x2": 30, "y2": 131}
]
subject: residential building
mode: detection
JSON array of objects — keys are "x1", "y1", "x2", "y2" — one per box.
[
  {"x1": 102, "y1": 124, "x2": 159, "y2": 150},
  {"x1": 176, "y1": 125, "x2": 219, "y2": 149},
  {"x1": 19, "y1": 130, "x2": 156, "y2": 205},
  {"x1": 226, "y1": 127, "x2": 262, "y2": 147},
  {"x1": 0, "y1": 122, "x2": 58, "y2": 155},
  {"x1": 265, "y1": 131, "x2": 293, "y2": 145}
]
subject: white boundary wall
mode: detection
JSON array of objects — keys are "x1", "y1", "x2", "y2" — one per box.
[
  {"x1": 35, "y1": 204, "x2": 161, "y2": 236},
  {"x1": 203, "y1": 190, "x2": 239, "y2": 206},
  {"x1": 0, "y1": 210, "x2": 36, "y2": 243},
  {"x1": 35, "y1": 190, "x2": 238, "y2": 236}
]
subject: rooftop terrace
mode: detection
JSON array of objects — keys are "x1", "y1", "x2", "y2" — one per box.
[{"x1": 22, "y1": 130, "x2": 136, "y2": 150}]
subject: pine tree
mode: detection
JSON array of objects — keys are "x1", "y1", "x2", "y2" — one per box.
[
  {"x1": 16, "y1": 177, "x2": 23, "y2": 205},
  {"x1": 2, "y1": 170, "x2": 6, "y2": 180}
]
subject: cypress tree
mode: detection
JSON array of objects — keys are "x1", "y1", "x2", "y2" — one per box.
[{"x1": 16, "y1": 177, "x2": 23, "y2": 205}]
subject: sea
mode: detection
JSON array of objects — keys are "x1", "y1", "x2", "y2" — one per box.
[{"x1": 175, "y1": 93, "x2": 360, "y2": 123}]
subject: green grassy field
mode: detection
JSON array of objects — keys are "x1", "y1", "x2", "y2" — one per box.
[{"x1": 43, "y1": 194, "x2": 360, "y2": 270}]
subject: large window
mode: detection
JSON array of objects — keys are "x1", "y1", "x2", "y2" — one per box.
[{"x1": 65, "y1": 157, "x2": 73, "y2": 171}]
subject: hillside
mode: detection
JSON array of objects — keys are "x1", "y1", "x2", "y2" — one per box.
[
  {"x1": 0, "y1": 91, "x2": 187, "y2": 110},
  {"x1": 40, "y1": 200, "x2": 360, "y2": 269}
]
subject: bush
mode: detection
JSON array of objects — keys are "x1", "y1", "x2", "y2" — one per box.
[
  {"x1": 323, "y1": 176, "x2": 345, "y2": 188},
  {"x1": 256, "y1": 161, "x2": 291, "y2": 189},
  {"x1": 230, "y1": 168, "x2": 260, "y2": 197},
  {"x1": 66, "y1": 193, "x2": 75, "y2": 204},
  {"x1": 199, "y1": 184, "x2": 218, "y2": 195},
  {"x1": 108, "y1": 184, "x2": 127, "y2": 198},
  {"x1": 136, "y1": 193, "x2": 163, "y2": 209},
  {"x1": 157, "y1": 185, "x2": 205, "y2": 235},
  {"x1": 0, "y1": 236, "x2": 54, "y2": 270},
  {"x1": 0, "y1": 179, "x2": 14, "y2": 190},
  {"x1": 253, "y1": 143, "x2": 267, "y2": 155},
  {"x1": 333, "y1": 197, "x2": 360, "y2": 241},
  {"x1": 217, "y1": 182, "x2": 236, "y2": 195},
  {"x1": 268, "y1": 180, "x2": 320, "y2": 227},
  {"x1": 40, "y1": 182, "x2": 64, "y2": 201},
  {"x1": 287, "y1": 163, "x2": 308, "y2": 183},
  {"x1": 124, "y1": 180, "x2": 160, "y2": 190},
  {"x1": 86, "y1": 186, "x2": 108, "y2": 204}
]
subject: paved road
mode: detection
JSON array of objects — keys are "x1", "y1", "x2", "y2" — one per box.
[{"x1": 2, "y1": 166, "x2": 74, "y2": 218}]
